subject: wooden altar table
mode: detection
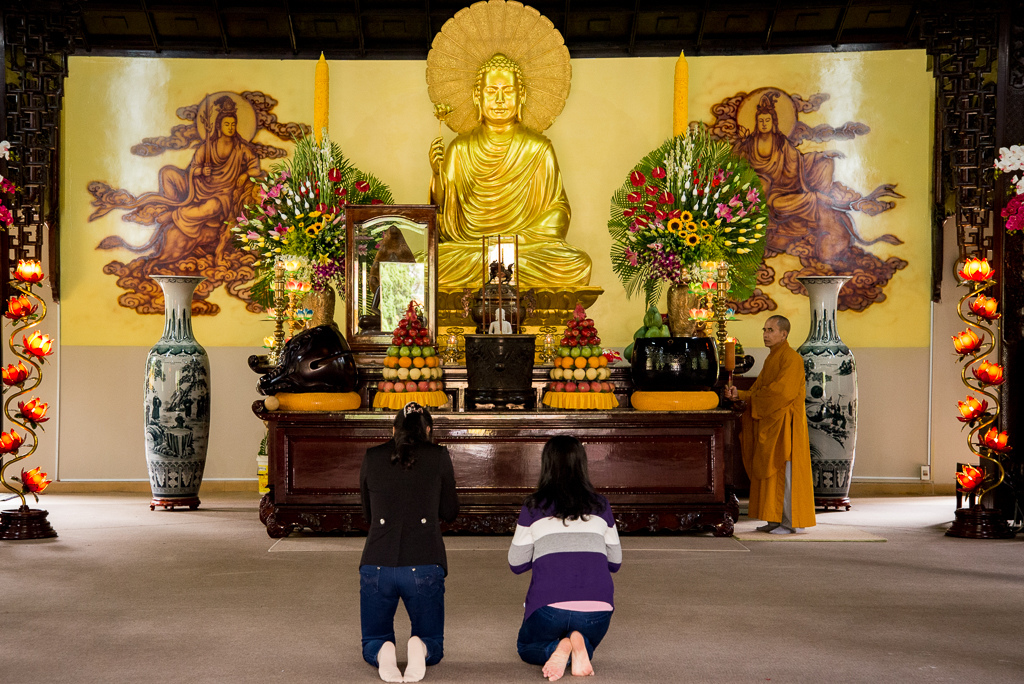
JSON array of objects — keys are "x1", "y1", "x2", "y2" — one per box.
[{"x1": 254, "y1": 404, "x2": 741, "y2": 538}]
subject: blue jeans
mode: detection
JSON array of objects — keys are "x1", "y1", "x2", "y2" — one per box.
[
  {"x1": 516, "y1": 606, "x2": 613, "y2": 666},
  {"x1": 359, "y1": 565, "x2": 445, "y2": 667}
]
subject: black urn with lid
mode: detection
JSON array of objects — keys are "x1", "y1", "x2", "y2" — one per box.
[{"x1": 629, "y1": 337, "x2": 719, "y2": 392}]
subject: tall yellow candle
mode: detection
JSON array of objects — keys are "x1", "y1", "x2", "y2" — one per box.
[
  {"x1": 314, "y1": 52, "x2": 329, "y2": 142},
  {"x1": 673, "y1": 50, "x2": 688, "y2": 137}
]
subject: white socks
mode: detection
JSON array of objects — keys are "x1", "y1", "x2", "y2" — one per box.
[
  {"x1": 404, "y1": 636, "x2": 428, "y2": 682},
  {"x1": 377, "y1": 642, "x2": 403, "y2": 683}
]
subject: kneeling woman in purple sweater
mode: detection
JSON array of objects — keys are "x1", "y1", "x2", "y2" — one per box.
[{"x1": 508, "y1": 436, "x2": 622, "y2": 681}]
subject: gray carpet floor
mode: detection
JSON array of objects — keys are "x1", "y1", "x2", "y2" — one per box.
[{"x1": 2, "y1": 494, "x2": 1021, "y2": 684}]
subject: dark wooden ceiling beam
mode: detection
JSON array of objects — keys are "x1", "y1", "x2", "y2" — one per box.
[
  {"x1": 764, "y1": 0, "x2": 781, "y2": 51},
  {"x1": 212, "y1": 0, "x2": 229, "y2": 53},
  {"x1": 833, "y1": 0, "x2": 853, "y2": 48},
  {"x1": 696, "y1": 0, "x2": 710, "y2": 53},
  {"x1": 139, "y1": 0, "x2": 161, "y2": 52},
  {"x1": 283, "y1": 0, "x2": 298, "y2": 54},
  {"x1": 627, "y1": 0, "x2": 640, "y2": 55}
]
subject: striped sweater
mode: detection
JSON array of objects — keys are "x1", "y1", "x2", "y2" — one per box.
[{"x1": 508, "y1": 496, "x2": 622, "y2": 619}]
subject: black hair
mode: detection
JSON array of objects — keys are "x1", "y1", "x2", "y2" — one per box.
[
  {"x1": 524, "y1": 436, "x2": 604, "y2": 522},
  {"x1": 392, "y1": 402, "x2": 433, "y2": 469}
]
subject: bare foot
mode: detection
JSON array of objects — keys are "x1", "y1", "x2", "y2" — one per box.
[
  {"x1": 403, "y1": 636, "x2": 427, "y2": 682},
  {"x1": 568, "y1": 631, "x2": 594, "y2": 677},
  {"x1": 543, "y1": 638, "x2": 572, "y2": 681},
  {"x1": 377, "y1": 642, "x2": 403, "y2": 683}
]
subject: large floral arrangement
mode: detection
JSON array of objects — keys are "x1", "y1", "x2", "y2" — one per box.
[
  {"x1": 994, "y1": 145, "x2": 1024, "y2": 232},
  {"x1": 608, "y1": 125, "x2": 768, "y2": 307},
  {"x1": 233, "y1": 133, "x2": 392, "y2": 307}
]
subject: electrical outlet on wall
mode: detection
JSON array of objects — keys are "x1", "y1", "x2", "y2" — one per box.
[{"x1": 920, "y1": 465, "x2": 931, "y2": 481}]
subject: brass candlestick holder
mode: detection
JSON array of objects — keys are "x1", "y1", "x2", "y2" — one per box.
[{"x1": 268, "y1": 261, "x2": 288, "y2": 366}]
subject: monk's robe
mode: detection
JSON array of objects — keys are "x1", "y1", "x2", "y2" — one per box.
[
  {"x1": 737, "y1": 340, "x2": 816, "y2": 528},
  {"x1": 431, "y1": 123, "x2": 592, "y2": 289}
]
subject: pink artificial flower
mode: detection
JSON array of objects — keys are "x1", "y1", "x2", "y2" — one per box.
[{"x1": 0, "y1": 205, "x2": 12, "y2": 227}]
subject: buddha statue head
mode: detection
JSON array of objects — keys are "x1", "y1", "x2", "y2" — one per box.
[{"x1": 473, "y1": 53, "x2": 527, "y2": 127}]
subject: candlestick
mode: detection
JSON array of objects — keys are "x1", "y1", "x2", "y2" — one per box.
[{"x1": 270, "y1": 261, "x2": 287, "y2": 365}]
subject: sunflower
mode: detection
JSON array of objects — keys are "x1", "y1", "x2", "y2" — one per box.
[
  {"x1": 305, "y1": 222, "x2": 322, "y2": 237},
  {"x1": 702, "y1": 233, "x2": 714, "y2": 243},
  {"x1": 684, "y1": 233, "x2": 701, "y2": 247},
  {"x1": 667, "y1": 218, "x2": 683, "y2": 234},
  {"x1": 685, "y1": 221, "x2": 699, "y2": 232},
  {"x1": 680, "y1": 210, "x2": 694, "y2": 222},
  {"x1": 700, "y1": 220, "x2": 710, "y2": 229}
]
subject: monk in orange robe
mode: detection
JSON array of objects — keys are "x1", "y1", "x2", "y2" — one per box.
[{"x1": 725, "y1": 315, "x2": 816, "y2": 533}]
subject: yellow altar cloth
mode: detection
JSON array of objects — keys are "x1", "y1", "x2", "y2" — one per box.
[
  {"x1": 373, "y1": 391, "x2": 450, "y2": 410},
  {"x1": 630, "y1": 391, "x2": 720, "y2": 411},
  {"x1": 275, "y1": 392, "x2": 362, "y2": 412},
  {"x1": 542, "y1": 392, "x2": 619, "y2": 410}
]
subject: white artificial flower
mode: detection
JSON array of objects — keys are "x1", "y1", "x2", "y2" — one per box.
[{"x1": 0, "y1": 140, "x2": 9, "y2": 159}]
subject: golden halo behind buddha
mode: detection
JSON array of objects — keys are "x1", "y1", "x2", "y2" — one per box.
[{"x1": 426, "y1": 0, "x2": 571, "y2": 134}]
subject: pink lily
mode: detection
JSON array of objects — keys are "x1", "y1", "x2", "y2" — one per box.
[
  {"x1": 625, "y1": 247, "x2": 639, "y2": 266},
  {"x1": 715, "y1": 203, "x2": 733, "y2": 221},
  {"x1": 246, "y1": 230, "x2": 260, "y2": 240},
  {"x1": 746, "y1": 187, "x2": 760, "y2": 203}
]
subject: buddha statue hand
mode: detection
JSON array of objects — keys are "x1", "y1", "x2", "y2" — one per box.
[{"x1": 429, "y1": 136, "x2": 445, "y2": 177}]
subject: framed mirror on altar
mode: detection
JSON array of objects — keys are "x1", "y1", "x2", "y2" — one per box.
[{"x1": 345, "y1": 204, "x2": 438, "y2": 354}]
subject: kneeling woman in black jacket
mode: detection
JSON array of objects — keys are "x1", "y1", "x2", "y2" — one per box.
[{"x1": 359, "y1": 402, "x2": 459, "y2": 682}]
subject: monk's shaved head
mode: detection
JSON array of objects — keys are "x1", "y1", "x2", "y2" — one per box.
[{"x1": 766, "y1": 315, "x2": 791, "y2": 334}]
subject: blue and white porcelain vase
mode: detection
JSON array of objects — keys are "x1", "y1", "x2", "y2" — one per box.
[
  {"x1": 796, "y1": 276, "x2": 858, "y2": 511},
  {"x1": 144, "y1": 276, "x2": 210, "y2": 510}
]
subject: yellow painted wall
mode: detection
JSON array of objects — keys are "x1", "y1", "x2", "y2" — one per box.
[{"x1": 62, "y1": 50, "x2": 932, "y2": 350}]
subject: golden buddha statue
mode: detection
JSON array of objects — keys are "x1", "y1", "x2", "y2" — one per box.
[
  {"x1": 427, "y1": 55, "x2": 591, "y2": 290},
  {"x1": 425, "y1": 0, "x2": 602, "y2": 325}
]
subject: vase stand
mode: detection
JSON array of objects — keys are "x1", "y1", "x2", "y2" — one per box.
[
  {"x1": 0, "y1": 505, "x2": 58, "y2": 540},
  {"x1": 945, "y1": 504, "x2": 1016, "y2": 539},
  {"x1": 149, "y1": 496, "x2": 201, "y2": 511},
  {"x1": 815, "y1": 497, "x2": 852, "y2": 511}
]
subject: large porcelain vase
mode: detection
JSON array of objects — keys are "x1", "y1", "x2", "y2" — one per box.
[
  {"x1": 796, "y1": 276, "x2": 857, "y2": 511},
  {"x1": 144, "y1": 276, "x2": 210, "y2": 510}
]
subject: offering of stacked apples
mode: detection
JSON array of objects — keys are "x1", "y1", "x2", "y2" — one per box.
[
  {"x1": 380, "y1": 302, "x2": 445, "y2": 394},
  {"x1": 547, "y1": 303, "x2": 615, "y2": 394}
]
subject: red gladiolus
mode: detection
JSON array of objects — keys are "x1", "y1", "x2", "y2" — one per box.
[
  {"x1": 20, "y1": 466, "x2": 51, "y2": 493},
  {"x1": 14, "y1": 259, "x2": 44, "y2": 283},
  {"x1": 651, "y1": 167, "x2": 666, "y2": 179},
  {"x1": 4, "y1": 294, "x2": 37, "y2": 320},
  {"x1": 972, "y1": 360, "x2": 1005, "y2": 386},
  {"x1": 629, "y1": 170, "x2": 646, "y2": 187},
  {"x1": 23, "y1": 331, "x2": 54, "y2": 358},
  {"x1": 952, "y1": 329, "x2": 984, "y2": 355},
  {"x1": 956, "y1": 464, "x2": 984, "y2": 493},
  {"x1": 355, "y1": 180, "x2": 370, "y2": 193},
  {"x1": 981, "y1": 427, "x2": 1011, "y2": 452},
  {"x1": 0, "y1": 428, "x2": 24, "y2": 454},
  {"x1": 958, "y1": 257, "x2": 995, "y2": 282},
  {"x1": 2, "y1": 361, "x2": 29, "y2": 386},
  {"x1": 18, "y1": 397, "x2": 48, "y2": 424},
  {"x1": 956, "y1": 396, "x2": 988, "y2": 422},
  {"x1": 327, "y1": 168, "x2": 342, "y2": 183},
  {"x1": 627, "y1": 191, "x2": 642, "y2": 203},
  {"x1": 969, "y1": 294, "x2": 1000, "y2": 320}
]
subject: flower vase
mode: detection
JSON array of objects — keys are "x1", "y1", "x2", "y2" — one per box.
[
  {"x1": 667, "y1": 283, "x2": 699, "y2": 337},
  {"x1": 796, "y1": 276, "x2": 857, "y2": 511},
  {"x1": 145, "y1": 276, "x2": 210, "y2": 511}
]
